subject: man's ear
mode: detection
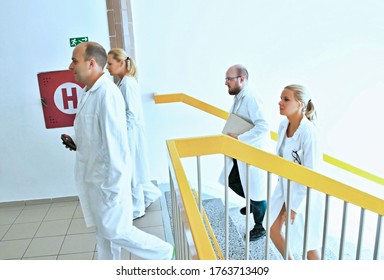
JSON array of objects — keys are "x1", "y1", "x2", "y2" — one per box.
[{"x1": 88, "y1": 58, "x2": 96, "y2": 69}]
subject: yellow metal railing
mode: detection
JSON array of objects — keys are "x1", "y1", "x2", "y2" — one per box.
[
  {"x1": 167, "y1": 135, "x2": 384, "y2": 259},
  {"x1": 154, "y1": 93, "x2": 229, "y2": 120},
  {"x1": 170, "y1": 135, "x2": 384, "y2": 214},
  {"x1": 192, "y1": 189, "x2": 224, "y2": 260},
  {"x1": 155, "y1": 92, "x2": 384, "y2": 186},
  {"x1": 167, "y1": 139, "x2": 217, "y2": 260}
]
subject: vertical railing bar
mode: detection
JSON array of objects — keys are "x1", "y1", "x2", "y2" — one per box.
[
  {"x1": 321, "y1": 194, "x2": 330, "y2": 260},
  {"x1": 173, "y1": 186, "x2": 176, "y2": 254},
  {"x1": 176, "y1": 196, "x2": 181, "y2": 258},
  {"x1": 339, "y1": 201, "x2": 348, "y2": 260},
  {"x1": 185, "y1": 231, "x2": 189, "y2": 260},
  {"x1": 197, "y1": 156, "x2": 202, "y2": 212},
  {"x1": 224, "y1": 156, "x2": 229, "y2": 260},
  {"x1": 174, "y1": 192, "x2": 180, "y2": 258},
  {"x1": 169, "y1": 169, "x2": 177, "y2": 258},
  {"x1": 373, "y1": 214, "x2": 382, "y2": 260},
  {"x1": 179, "y1": 219, "x2": 183, "y2": 259},
  {"x1": 356, "y1": 208, "x2": 365, "y2": 260},
  {"x1": 182, "y1": 227, "x2": 186, "y2": 259},
  {"x1": 245, "y1": 163, "x2": 250, "y2": 260},
  {"x1": 265, "y1": 171, "x2": 271, "y2": 260},
  {"x1": 302, "y1": 187, "x2": 311, "y2": 260},
  {"x1": 285, "y1": 179, "x2": 291, "y2": 260}
]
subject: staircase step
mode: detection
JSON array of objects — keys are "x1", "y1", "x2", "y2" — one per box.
[
  {"x1": 228, "y1": 206, "x2": 282, "y2": 260},
  {"x1": 201, "y1": 198, "x2": 247, "y2": 259},
  {"x1": 161, "y1": 183, "x2": 381, "y2": 260},
  {"x1": 164, "y1": 190, "x2": 280, "y2": 259}
]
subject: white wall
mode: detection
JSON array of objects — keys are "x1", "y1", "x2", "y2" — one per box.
[
  {"x1": 0, "y1": 0, "x2": 110, "y2": 202},
  {"x1": 132, "y1": 0, "x2": 384, "y2": 194}
]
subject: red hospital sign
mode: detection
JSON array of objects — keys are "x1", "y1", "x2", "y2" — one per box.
[{"x1": 38, "y1": 70, "x2": 84, "y2": 129}]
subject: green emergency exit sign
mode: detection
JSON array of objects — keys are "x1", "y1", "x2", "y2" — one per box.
[{"x1": 69, "y1": 37, "x2": 89, "y2": 47}]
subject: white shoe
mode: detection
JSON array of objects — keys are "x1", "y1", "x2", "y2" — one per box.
[
  {"x1": 133, "y1": 211, "x2": 145, "y2": 220},
  {"x1": 145, "y1": 200, "x2": 154, "y2": 209}
]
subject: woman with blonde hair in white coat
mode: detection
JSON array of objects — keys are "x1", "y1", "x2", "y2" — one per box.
[
  {"x1": 268, "y1": 84, "x2": 324, "y2": 260},
  {"x1": 107, "y1": 48, "x2": 162, "y2": 220}
]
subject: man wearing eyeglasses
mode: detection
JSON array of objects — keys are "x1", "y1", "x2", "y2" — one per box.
[{"x1": 220, "y1": 64, "x2": 271, "y2": 241}]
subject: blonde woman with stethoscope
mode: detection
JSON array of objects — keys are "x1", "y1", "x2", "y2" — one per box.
[{"x1": 268, "y1": 84, "x2": 324, "y2": 260}]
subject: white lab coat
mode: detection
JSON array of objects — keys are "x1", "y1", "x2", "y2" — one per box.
[
  {"x1": 73, "y1": 74, "x2": 172, "y2": 259},
  {"x1": 267, "y1": 117, "x2": 324, "y2": 252},
  {"x1": 117, "y1": 76, "x2": 161, "y2": 219},
  {"x1": 219, "y1": 86, "x2": 271, "y2": 201}
]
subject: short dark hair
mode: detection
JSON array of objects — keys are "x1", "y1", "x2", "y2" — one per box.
[{"x1": 83, "y1": 42, "x2": 107, "y2": 68}]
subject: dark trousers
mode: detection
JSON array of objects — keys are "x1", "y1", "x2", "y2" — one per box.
[{"x1": 229, "y1": 159, "x2": 266, "y2": 231}]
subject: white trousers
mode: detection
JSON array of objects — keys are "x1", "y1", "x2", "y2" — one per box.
[
  {"x1": 132, "y1": 182, "x2": 162, "y2": 219},
  {"x1": 89, "y1": 187, "x2": 172, "y2": 260},
  {"x1": 96, "y1": 225, "x2": 173, "y2": 260}
]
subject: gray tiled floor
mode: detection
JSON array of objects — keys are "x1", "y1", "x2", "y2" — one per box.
[{"x1": 0, "y1": 197, "x2": 169, "y2": 260}]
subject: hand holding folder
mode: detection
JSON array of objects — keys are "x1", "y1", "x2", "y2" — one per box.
[{"x1": 222, "y1": 113, "x2": 254, "y2": 135}]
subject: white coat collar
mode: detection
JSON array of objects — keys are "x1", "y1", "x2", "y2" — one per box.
[
  {"x1": 85, "y1": 72, "x2": 107, "y2": 93},
  {"x1": 276, "y1": 116, "x2": 311, "y2": 153},
  {"x1": 117, "y1": 75, "x2": 127, "y2": 87},
  {"x1": 231, "y1": 85, "x2": 249, "y2": 113},
  {"x1": 77, "y1": 73, "x2": 107, "y2": 116},
  {"x1": 234, "y1": 84, "x2": 249, "y2": 100}
]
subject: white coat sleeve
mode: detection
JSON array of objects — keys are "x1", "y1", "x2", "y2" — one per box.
[
  {"x1": 119, "y1": 78, "x2": 142, "y2": 158},
  {"x1": 119, "y1": 78, "x2": 141, "y2": 124},
  {"x1": 98, "y1": 91, "x2": 129, "y2": 205},
  {"x1": 238, "y1": 95, "x2": 269, "y2": 146},
  {"x1": 290, "y1": 125, "x2": 319, "y2": 214}
]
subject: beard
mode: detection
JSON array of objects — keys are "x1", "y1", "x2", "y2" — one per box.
[{"x1": 228, "y1": 85, "x2": 241, "y2": 95}]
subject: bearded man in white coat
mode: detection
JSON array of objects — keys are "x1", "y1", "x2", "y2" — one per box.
[
  {"x1": 62, "y1": 42, "x2": 173, "y2": 260},
  {"x1": 219, "y1": 64, "x2": 271, "y2": 241}
]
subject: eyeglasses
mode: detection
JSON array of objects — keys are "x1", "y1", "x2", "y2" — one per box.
[
  {"x1": 225, "y1": 76, "x2": 241, "y2": 82},
  {"x1": 291, "y1": 150, "x2": 302, "y2": 165}
]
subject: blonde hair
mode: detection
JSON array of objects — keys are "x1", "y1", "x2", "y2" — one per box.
[
  {"x1": 285, "y1": 84, "x2": 317, "y2": 121},
  {"x1": 108, "y1": 48, "x2": 137, "y2": 77}
]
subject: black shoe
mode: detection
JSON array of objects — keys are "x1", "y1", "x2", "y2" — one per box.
[
  {"x1": 240, "y1": 206, "x2": 253, "y2": 215},
  {"x1": 246, "y1": 228, "x2": 266, "y2": 241}
]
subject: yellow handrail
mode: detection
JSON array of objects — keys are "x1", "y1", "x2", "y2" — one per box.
[
  {"x1": 155, "y1": 92, "x2": 384, "y2": 186},
  {"x1": 167, "y1": 139, "x2": 217, "y2": 260},
  {"x1": 191, "y1": 189, "x2": 224, "y2": 260},
  {"x1": 154, "y1": 93, "x2": 229, "y2": 120},
  {"x1": 169, "y1": 134, "x2": 384, "y2": 215}
]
